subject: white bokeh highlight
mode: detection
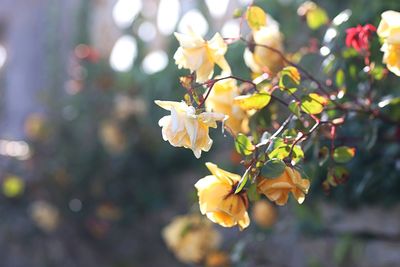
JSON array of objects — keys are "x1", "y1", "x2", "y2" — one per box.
[
  {"x1": 142, "y1": 50, "x2": 168, "y2": 75},
  {"x1": 205, "y1": 0, "x2": 230, "y2": 18},
  {"x1": 178, "y1": 9, "x2": 208, "y2": 37},
  {"x1": 157, "y1": 0, "x2": 180, "y2": 35},
  {"x1": 110, "y1": 35, "x2": 138, "y2": 72},
  {"x1": 112, "y1": 0, "x2": 142, "y2": 28}
]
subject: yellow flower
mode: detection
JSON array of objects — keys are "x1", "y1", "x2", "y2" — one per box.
[
  {"x1": 381, "y1": 43, "x2": 400, "y2": 76},
  {"x1": 99, "y1": 121, "x2": 127, "y2": 154},
  {"x1": 195, "y1": 163, "x2": 250, "y2": 230},
  {"x1": 205, "y1": 251, "x2": 231, "y2": 267},
  {"x1": 162, "y1": 214, "x2": 221, "y2": 264},
  {"x1": 205, "y1": 78, "x2": 250, "y2": 135},
  {"x1": 244, "y1": 15, "x2": 284, "y2": 75},
  {"x1": 174, "y1": 30, "x2": 231, "y2": 83},
  {"x1": 155, "y1": 100, "x2": 226, "y2": 158},
  {"x1": 377, "y1": 10, "x2": 400, "y2": 76},
  {"x1": 251, "y1": 199, "x2": 277, "y2": 228},
  {"x1": 257, "y1": 166, "x2": 310, "y2": 206},
  {"x1": 29, "y1": 201, "x2": 60, "y2": 233}
]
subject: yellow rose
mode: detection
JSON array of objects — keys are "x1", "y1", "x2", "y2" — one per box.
[
  {"x1": 174, "y1": 30, "x2": 231, "y2": 83},
  {"x1": 195, "y1": 163, "x2": 250, "y2": 230},
  {"x1": 155, "y1": 100, "x2": 226, "y2": 158},
  {"x1": 257, "y1": 166, "x2": 310, "y2": 206},
  {"x1": 381, "y1": 43, "x2": 400, "y2": 76},
  {"x1": 244, "y1": 15, "x2": 284, "y2": 75},
  {"x1": 162, "y1": 214, "x2": 221, "y2": 264},
  {"x1": 251, "y1": 199, "x2": 277, "y2": 228},
  {"x1": 205, "y1": 78, "x2": 250, "y2": 135},
  {"x1": 377, "y1": 10, "x2": 400, "y2": 76}
]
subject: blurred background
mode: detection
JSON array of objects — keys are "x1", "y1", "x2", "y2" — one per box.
[{"x1": 0, "y1": 0, "x2": 399, "y2": 266}]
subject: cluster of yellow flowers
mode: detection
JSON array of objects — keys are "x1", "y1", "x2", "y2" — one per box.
[
  {"x1": 156, "y1": 11, "x2": 311, "y2": 231},
  {"x1": 377, "y1": 10, "x2": 400, "y2": 76},
  {"x1": 156, "y1": 14, "x2": 284, "y2": 158},
  {"x1": 196, "y1": 163, "x2": 309, "y2": 230},
  {"x1": 155, "y1": 5, "x2": 400, "y2": 240}
]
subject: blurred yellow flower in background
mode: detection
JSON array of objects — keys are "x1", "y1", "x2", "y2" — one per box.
[
  {"x1": 174, "y1": 30, "x2": 231, "y2": 83},
  {"x1": 205, "y1": 251, "x2": 231, "y2": 267},
  {"x1": 195, "y1": 163, "x2": 250, "y2": 230},
  {"x1": 162, "y1": 214, "x2": 221, "y2": 264},
  {"x1": 251, "y1": 199, "x2": 277, "y2": 228},
  {"x1": 244, "y1": 15, "x2": 284, "y2": 75},
  {"x1": 257, "y1": 166, "x2": 310, "y2": 206},
  {"x1": 99, "y1": 120, "x2": 127, "y2": 154},
  {"x1": 155, "y1": 100, "x2": 226, "y2": 158},
  {"x1": 377, "y1": 10, "x2": 400, "y2": 76},
  {"x1": 24, "y1": 113, "x2": 48, "y2": 141},
  {"x1": 29, "y1": 200, "x2": 60, "y2": 233},
  {"x1": 205, "y1": 78, "x2": 250, "y2": 135}
]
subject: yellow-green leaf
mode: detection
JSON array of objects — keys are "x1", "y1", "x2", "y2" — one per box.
[
  {"x1": 247, "y1": 183, "x2": 260, "y2": 202},
  {"x1": 333, "y1": 146, "x2": 355, "y2": 163},
  {"x1": 235, "y1": 168, "x2": 249, "y2": 194},
  {"x1": 306, "y1": 6, "x2": 329, "y2": 30},
  {"x1": 336, "y1": 69, "x2": 345, "y2": 87},
  {"x1": 289, "y1": 100, "x2": 301, "y2": 118},
  {"x1": 301, "y1": 93, "x2": 327, "y2": 114},
  {"x1": 233, "y1": 8, "x2": 243, "y2": 18},
  {"x1": 246, "y1": 6, "x2": 267, "y2": 31},
  {"x1": 235, "y1": 133, "x2": 255, "y2": 156},
  {"x1": 279, "y1": 66, "x2": 301, "y2": 93},
  {"x1": 234, "y1": 93, "x2": 271, "y2": 110}
]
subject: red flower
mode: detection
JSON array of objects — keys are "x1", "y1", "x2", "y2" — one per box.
[{"x1": 345, "y1": 24, "x2": 376, "y2": 54}]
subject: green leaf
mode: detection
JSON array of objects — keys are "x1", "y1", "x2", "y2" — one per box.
[
  {"x1": 333, "y1": 146, "x2": 355, "y2": 163},
  {"x1": 371, "y1": 65, "x2": 385, "y2": 80},
  {"x1": 289, "y1": 100, "x2": 301, "y2": 118},
  {"x1": 336, "y1": 69, "x2": 345, "y2": 87},
  {"x1": 301, "y1": 93, "x2": 327, "y2": 114},
  {"x1": 326, "y1": 166, "x2": 349, "y2": 186},
  {"x1": 279, "y1": 66, "x2": 301, "y2": 93},
  {"x1": 246, "y1": 6, "x2": 266, "y2": 31},
  {"x1": 268, "y1": 144, "x2": 290, "y2": 159},
  {"x1": 233, "y1": 8, "x2": 243, "y2": 18},
  {"x1": 268, "y1": 137, "x2": 304, "y2": 163},
  {"x1": 234, "y1": 93, "x2": 271, "y2": 110},
  {"x1": 291, "y1": 145, "x2": 305, "y2": 163},
  {"x1": 235, "y1": 168, "x2": 249, "y2": 194},
  {"x1": 306, "y1": 6, "x2": 329, "y2": 30},
  {"x1": 247, "y1": 182, "x2": 260, "y2": 202},
  {"x1": 261, "y1": 159, "x2": 286, "y2": 178},
  {"x1": 235, "y1": 134, "x2": 255, "y2": 156}
]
